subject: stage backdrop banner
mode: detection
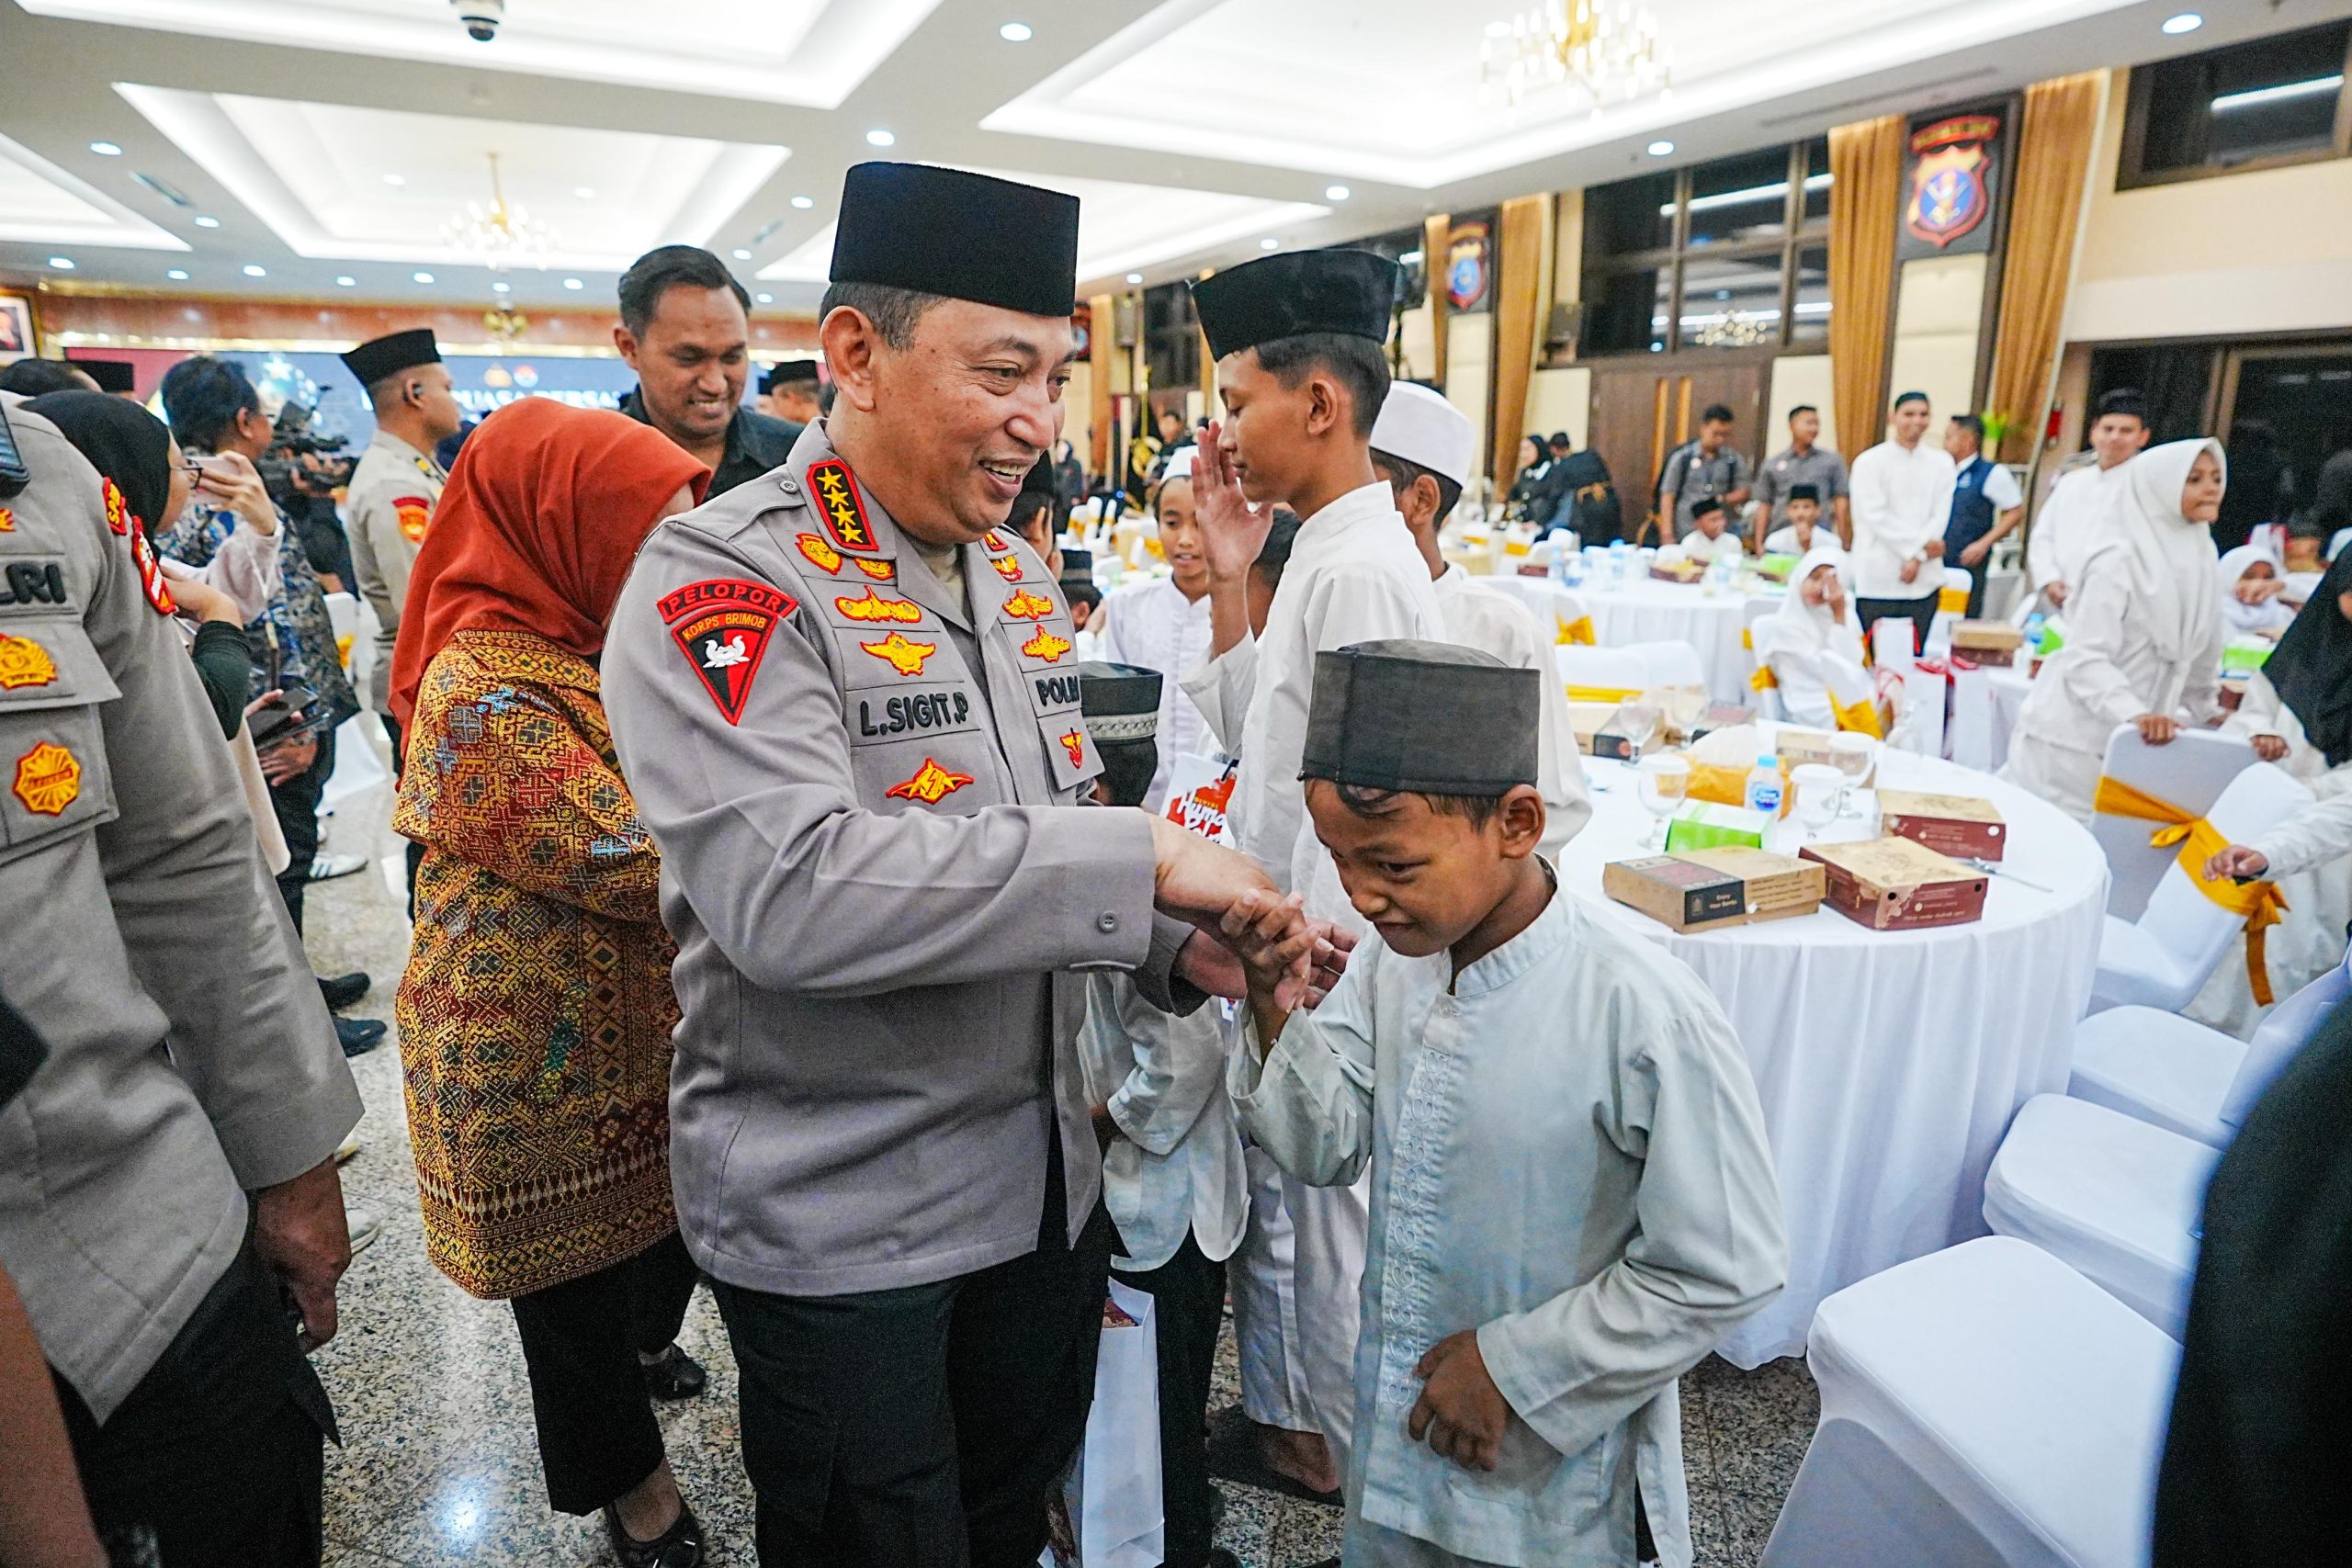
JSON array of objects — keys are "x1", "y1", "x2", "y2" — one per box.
[{"x1": 190, "y1": 350, "x2": 652, "y2": 452}]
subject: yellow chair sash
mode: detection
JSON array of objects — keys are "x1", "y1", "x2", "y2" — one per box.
[
  {"x1": 2092, "y1": 774, "x2": 2288, "y2": 1005},
  {"x1": 1938, "y1": 584, "x2": 1970, "y2": 615},
  {"x1": 1833, "y1": 694, "x2": 1883, "y2": 739},
  {"x1": 1555, "y1": 614, "x2": 1596, "y2": 647},
  {"x1": 1749, "y1": 664, "x2": 1780, "y2": 692},
  {"x1": 1740, "y1": 626, "x2": 1755, "y2": 650},
  {"x1": 1565, "y1": 682, "x2": 1643, "y2": 705}
]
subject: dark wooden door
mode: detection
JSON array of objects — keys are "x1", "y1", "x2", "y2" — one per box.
[{"x1": 1586, "y1": 358, "x2": 1770, "y2": 541}]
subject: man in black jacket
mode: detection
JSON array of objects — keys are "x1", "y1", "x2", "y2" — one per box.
[{"x1": 615, "y1": 245, "x2": 801, "y2": 496}]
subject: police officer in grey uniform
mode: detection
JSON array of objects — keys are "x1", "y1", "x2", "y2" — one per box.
[
  {"x1": 604, "y1": 164, "x2": 1318, "y2": 1567},
  {"x1": 0, "y1": 392, "x2": 363, "y2": 1564}
]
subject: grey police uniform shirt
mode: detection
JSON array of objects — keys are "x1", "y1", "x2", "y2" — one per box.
[
  {"x1": 603, "y1": 422, "x2": 1197, "y2": 1300},
  {"x1": 344, "y1": 426, "x2": 446, "y2": 714},
  {"x1": 1750, "y1": 444, "x2": 1850, "y2": 532},
  {"x1": 0, "y1": 395, "x2": 360, "y2": 1420},
  {"x1": 1660, "y1": 442, "x2": 1751, "y2": 537}
]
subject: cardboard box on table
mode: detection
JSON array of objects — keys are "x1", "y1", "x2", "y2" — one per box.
[
  {"x1": 1569, "y1": 702, "x2": 1663, "y2": 761},
  {"x1": 1878, "y1": 789, "x2": 2007, "y2": 863},
  {"x1": 1603, "y1": 846, "x2": 1824, "y2": 932},
  {"x1": 1799, "y1": 836, "x2": 1989, "y2": 931},
  {"x1": 1952, "y1": 620, "x2": 2024, "y2": 666}
]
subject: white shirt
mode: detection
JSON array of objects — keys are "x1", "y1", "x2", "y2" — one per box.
[
  {"x1": 1976, "y1": 460, "x2": 2026, "y2": 513},
  {"x1": 1678, "y1": 528, "x2": 1740, "y2": 563},
  {"x1": 1182, "y1": 481, "x2": 1444, "y2": 926},
  {"x1": 1077, "y1": 973, "x2": 1249, "y2": 1273},
  {"x1": 2027, "y1": 462, "x2": 2124, "y2": 594},
  {"x1": 1229, "y1": 886, "x2": 1786, "y2": 1568},
  {"x1": 1431, "y1": 565, "x2": 1593, "y2": 857},
  {"x1": 1847, "y1": 438, "x2": 1957, "y2": 601},
  {"x1": 2254, "y1": 790, "x2": 2352, "y2": 880},
  {"x1": 1098, "y1": 575, "x2": 1216, "y2": 809},
  {"x1": 1763, "y1": 524, "x2": 1827, "y2": 558}
]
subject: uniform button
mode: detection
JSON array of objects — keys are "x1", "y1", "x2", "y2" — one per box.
[
  {"x1": 1096, "y1": 912, "x2": 1119, "y2": 934},
  {"x1": 779, "y1": 477, "x2": 800, "y2": 495}
]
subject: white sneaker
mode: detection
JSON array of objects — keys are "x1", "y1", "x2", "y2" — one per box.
[
  {"x1": 307, "y1": 852, "x2": 369, "y2": 882},
  {"x1": 334, "y1": 1130, "x2": 362, "y2": 1164},
  {"x1": 345, "y1": 1201, "x2": 384, "y2": 1255}
]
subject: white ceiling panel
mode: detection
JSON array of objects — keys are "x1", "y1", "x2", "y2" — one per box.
[
  {"x1": 117, "y1": 85, "x2": 787, "y2": 271},
  {"x1": 17, "y1": 0, "x2": 945, "y2": 108},
  {"x1": 0, "y1": 131, "x2": 189, "y2": 250}
]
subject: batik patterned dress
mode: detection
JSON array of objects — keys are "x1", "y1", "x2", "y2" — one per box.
[{"x1": 393, "y1": 627, "x2": 681, "y2": 1299}]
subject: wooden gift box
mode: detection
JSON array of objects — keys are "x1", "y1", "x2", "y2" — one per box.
[
  {"x1": 1878, "y1": 789, "x2": 2007, "y2": 863},
  {"x1": 1798, "y1": 836, "x2": 1989, "y2": 931}
]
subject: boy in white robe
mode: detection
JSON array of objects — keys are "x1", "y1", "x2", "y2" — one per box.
[
  {"x1": 1761, "y1": 484, "x2": 1827, "y2": 558},
  {"x1": 1674, "y1": 496, "x2": 1742, "y2": 562},
  {"x1": 1221, "y1": 641, "x2": 1787, "y2": 1568},
  {"x1": 1179, "y1": 248, "x2": 1447, "y2": 1491}
]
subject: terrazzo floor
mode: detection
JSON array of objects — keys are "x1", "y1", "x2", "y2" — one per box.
[{"x1": 300, "y1": 778, "x2": 1816, "y2": 1567}]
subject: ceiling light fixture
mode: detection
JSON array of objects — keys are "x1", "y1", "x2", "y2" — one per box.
[
  {"x1": 167, "y1": 267, "x2": 189, "y2": 280},
  {"x1": 2161, "y1": 12, "x2": 2202, "y2": 34},
  {"x1": 243, "y1": 264, "x2": 266, "y2": 276},
  {"x1": 383, "y1": 174, "x2": 405, "y2": 186},
  {"x1": 193, "y1": 215, "x2": 220, "y2": 228},
  {"x1": 90, "y1": 141, "x2": 122, "y2": 156},
  {"x1": 756, "y1": 291, "x2": 774, "y2": 303},
  {"x1": 1125, "y1": 272, "x2": 1144, "y2": 284},
  {"x1": 790, "y1": 195, "x2": 815, "y2": 209},
  {"x1": 413, "y1": 270, "x2": 435, "y2": 283},
  {"x1": 1000, "y1": 21, "x2": 1033, "y2": 41},
  {"x1": 866, "y1": 129, "x2": 896, "y2": 147},
  {"x1": 336, "y1": 275, "x2": 356, "y2": 287},
  {"x1": 1260, "y1": 237, "x2": 1280, "y2": 250},
  {"x1": 731, "y1": 247, "x2": 752, "y2": 260},
  {"x1": 1325, "y1": 184, "x2": 1351, "y2": 201},
  {"x1": 1646, "y1": 139, "x2": 1676, "y2": 156},
  {"x1": 48, "y1": 256, "x2": 74, "y2": 270},
  {"x1": 445, "y1": 152, "x2": 556, "y2": 271},
  {"x1": 562, "y1": 276, "x2": 582, "y2": 290},
  {"x1": 2211, "y1": 73, "x2": 2344, "y2": 113},
  {"x1": 1481, "y1": 1, "x2": 1673, "y2": 111}
]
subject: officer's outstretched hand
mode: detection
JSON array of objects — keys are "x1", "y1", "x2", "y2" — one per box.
[{"x1": 254, "y1": 1157, "x2": 353, "y2": 1352}]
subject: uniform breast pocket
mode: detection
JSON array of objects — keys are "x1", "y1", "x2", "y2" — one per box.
[
  {"x1": 0, "y1": 703, "x2": 118, "y2": 855},
  {"x1": 1036, "y1": 710, "x2": 1102, "y2": 798}
]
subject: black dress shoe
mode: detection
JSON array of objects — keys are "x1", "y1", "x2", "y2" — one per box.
[
  {"x1": 602, "y1": 1501, "x2": 704, "y2": 1568},
  {"x1": 334, "y1": 1017, "x2": 386, "y2": 1057},
  {"x1": 639, "y1": 1343, "x2": 708, "y2": 1401},
  {"x1": 318, "y1": 972, "x2": 371, "y2": 1010}
]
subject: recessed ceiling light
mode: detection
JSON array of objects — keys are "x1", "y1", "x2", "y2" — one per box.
[
  {"x1": 575, "y1": 186, "x2": 594, "y2": 199},
  {"x1": 731, "y1": 247, "x2": 752, "y2": 260},
  {"x1": 335, "y1": 275, "x2": 356, "y2": 287},
  {"x1": 1260, "y1": 237, "x2": 1280, "y2": 251},
  {"x1": 2161, "y1": 11, "x2": 2202, "y2": 33},
  {"x1": 166, "y1": 267, "x2": 189, "y2": 280},
  {"x1": 413, "y1": 270, "x2": 435, "y2": 283},
  {"x1": 1125, "y1": 272, "x2": 1144, "y2": 285},
  {"x1": 1000, "y1": 20, "x2": 1033, "y2": 41},
  {"x1": 756, "y1": 291, "x2": 774, "y2": 304},
  {"x1": 492, "y1": 280, "x2": 511, "y2": 293},
  {"x1": 1646, "y1": 139, "x2": 1676, "y2": 156},
  {"x1": 48, "y1": 256, "x2": 74, "y2": 270},
  {"x1": 383, "y1": 174, "x2": 405, "y2": 186},
  {"x1": 89, "y1": 141, "x2": 122, "y2": 156},
  {"x1": 866, "y1": 129, "x2": 895, "y2": 147},
  {"x1": 242, "y1": 264, "x2": 266, "y2": 277},
  {"x1": 790, "y1": 195, "x2": 815, "y2": 209},
  {"x1": 193, "y1": 215, "x2": 220, "y2": 228},
  {"x1": 563, "y1": 277, "x2": 583, "y2": 290},
  {"x1": 1325, "y1": 184, "x2": 1351, "y2": 202}
]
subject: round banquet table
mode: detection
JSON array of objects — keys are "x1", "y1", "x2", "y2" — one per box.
[
  {"x1": 1483, "y1": 571, "x2": 1780, "y2": 705},
  {"x1": 1555, "y1": 733, "x2": 2109, "y2": 1366}
]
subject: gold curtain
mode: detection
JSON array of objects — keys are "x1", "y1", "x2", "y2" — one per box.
[
  {"x1": 1987, "y1": 72, "x2": 2107, "y2": 465},
  {"x1": 1088, "y1": 293, "x2": 1115, "y2": 480},
  {"x1": 1488, "y1": 195, "x2": 1552, "y2": 485},
  {"x1": 1827, "y1": 116, "x2": 1904, "y2": 457},
  {"x1": 1423, "y1": 213, "x2": 1451, "y2": 389}
]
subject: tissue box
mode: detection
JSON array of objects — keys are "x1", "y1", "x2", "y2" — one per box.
[
  {"x1": 1800, "y1": 837, "x2": 1989, "y2": 931},
  {"x1": 1664, "y1": 802, "x2": 1770, "y2": 853},
  {"x1": 1678, "y1": 846, "x2": 1826, "y2": 923},
  {"x1": 1686, "y1": 759, "x2": 1792, "y2": 818},
  {"x1": 1774, "y1": 728, "x2": 1838, "y2": 769},
  {"x1": 1878, "y1": 789, "x2": 2007, "y2": 863},
  {"x1": 2222, "y1": 639, "x2": 2273, "y2": 674},
  {"x1": 1602, "y1": 856, "x2": 1748, "y2": 932},
  {"x1": 1953, "y1": 620, "x2": 2023, "y2": 666}
]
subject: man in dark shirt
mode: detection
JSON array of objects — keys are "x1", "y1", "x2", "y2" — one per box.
[{"x1": 614, "y1": 244, "x2": 801, "y2": 496}]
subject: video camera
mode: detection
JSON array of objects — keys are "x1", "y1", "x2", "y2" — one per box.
[{"x1": 256, "y1": 401, "x2": 356, "y2": 507}]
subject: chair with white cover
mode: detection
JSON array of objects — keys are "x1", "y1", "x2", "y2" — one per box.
[
  {"x1": 2091, "y1": 723, "x2": 2254, "y2": 921},
  {"x1": 1544, "y1": 584, "x2": 1595, "y2": 649},
  {"x1": 1761, "y1": 1236, "x2": 2178, "y2": 1568},
  {"x1": 1982, "y1": 1094, "x2": 2218, "y2": 1338},
  {"x1": 1555, "y1": 644, "x2": 1648, "y2": 699},
  {"x1": 2092, "y1": 760, "x2": 2312, "y2": 1013},
  {"x1": 2068, "y1": 937, "x2": 2352, "y2": 1147},
  {"x1": 1926, "y1": 565, "x2": 1973, "y2": 655},
  {"x1": 1745, "y1": 607, "x2": 1786, "y2": 723},
  {"x1": 1622, "y1": 639, "x2": 1705, "y2": 692}
]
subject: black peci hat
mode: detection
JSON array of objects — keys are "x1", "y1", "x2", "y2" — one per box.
[
  {"x1": 1787, "y1": 482, "x2": 1821, "y2": 503},
  {"x1": 831, "y1": 163, "x2": 1079, "y2": 319},
  {"x1": 1302, "y1": 640, "x2": 1538, "y2": 795},
  {"x1": 761, "y1": 360, "x2": 821, "y2": 393},
  {"x1": 341, "y1": 329, "x2": 441, "y2": 387},
  {"x1": 1189, "y1": 249, "x2": 1400, "y2": 362},
  {"x1": 80, "y1": 359, "x2": 137, "y2": 395},
  {"x1": 1079, "y1": 660, "x2": 1162, "y2": 743}
]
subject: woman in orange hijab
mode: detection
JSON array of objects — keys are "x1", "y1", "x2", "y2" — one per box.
[{"x1": 390, "y1": 398, "x2": 711, "y2": 1567}]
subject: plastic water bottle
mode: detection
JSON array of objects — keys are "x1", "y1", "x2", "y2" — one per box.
[
  {"x1": 2022, "y1": 611, "x2": 2044, "y2": 650},
  {"x1": 1745, "y1": 754, "x2": 1783, "y2": 817}
]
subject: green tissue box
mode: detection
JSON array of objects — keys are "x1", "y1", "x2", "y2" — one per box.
[
  {"x1": 1664, "y1": 802, "x2": 1770, "y2": 853},
  {"x1": 2222, "y1": 639, "x2": 2272, "y2": 674}
]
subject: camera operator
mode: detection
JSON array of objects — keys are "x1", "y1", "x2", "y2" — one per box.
[
  {"x1": 259, "y1": 407, "x2": 360, "y2": 595},
  {"x1": 156, "y1": 357, "x2": 382, "y2": 1058}
]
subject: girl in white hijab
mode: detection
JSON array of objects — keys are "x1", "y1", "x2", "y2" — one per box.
[
  {"x1": 2215, "y1": 543, "x2": 2298, "y2": 638},
  {"x1": 2002, "y1": 438, "x2": 2227, "y2": 821},
  {"x1": 1758, "y1": 546, "x2": 1871, "y2": 729}
]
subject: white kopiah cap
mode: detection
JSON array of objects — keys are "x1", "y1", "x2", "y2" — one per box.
[
  {"x1": 1159, "y1": 446, "x2": 1195, "y2": 482},
  {"x1": 1371, "y1": 381, "x2": 1476, "y2": 489}
]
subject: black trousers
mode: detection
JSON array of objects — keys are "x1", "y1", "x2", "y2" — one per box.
[
  {"x1": 507, "y1": 1229, "x2": 701, "y2": 1516},
  {"x1": 1855, "y1": 592, "x2": 1938, "y2": 660},
  {"x1": 268, "y1": 724, "x2": 335, "y2": 931},
  {"x1": 1111, "y1": 1231, "x2": 1227, "y2": 1568},
  {"x1": 713, "y1": 1150, "x2": 1114, "y2": 1568},
  {"x1": 378, "y1": 710, "x2": 423, "y2": 919},
  {"x1": 53, "y1": 1237, "x2": 334, "y2": 1568}
]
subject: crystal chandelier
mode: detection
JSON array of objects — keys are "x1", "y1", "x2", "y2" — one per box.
[
  {"x1": 443, "y1": 152, "x2": 555, "y2": 270},
  {"x1": 1480, "y1": 1, "x2": 1671, "y2": 111}
]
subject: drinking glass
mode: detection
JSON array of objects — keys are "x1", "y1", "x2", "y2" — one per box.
[
  {"x1": 1792, "y1": 763, "x2": 1845, "y2": 841},
  {"x1": 1828, "y1": 733, "x2": 1877, "y2": 819},
  {"x1": 1616, "y1": 698, "x2": 1661, "y2": 754},
  {"x1": 1635, "y1": 754, "x2": 1690, "y2": 849}
]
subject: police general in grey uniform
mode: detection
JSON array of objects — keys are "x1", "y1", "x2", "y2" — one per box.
[
  {"x1": 604, "y1": 164, "x2": 1304, "y2": 1567},
  {"x1": 0, "y1": 392, "x2": 363, "y2": 1563}
]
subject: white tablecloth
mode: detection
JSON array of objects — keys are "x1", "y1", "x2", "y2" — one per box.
[
  {"x1": 1485, "y1": 572, "x2": 1780, "y2": 705},
  {"x1": 1555, "y1": 738, "x2": 2108, "y2": 1365}
]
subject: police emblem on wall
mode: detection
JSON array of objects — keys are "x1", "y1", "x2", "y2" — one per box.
[
  {"x1": 1445, "y1": 220, "x2": 1490, "y2": 312},
  {"x1": 1900, "y1": 111, "x2": 2002, "y2": 258}
]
